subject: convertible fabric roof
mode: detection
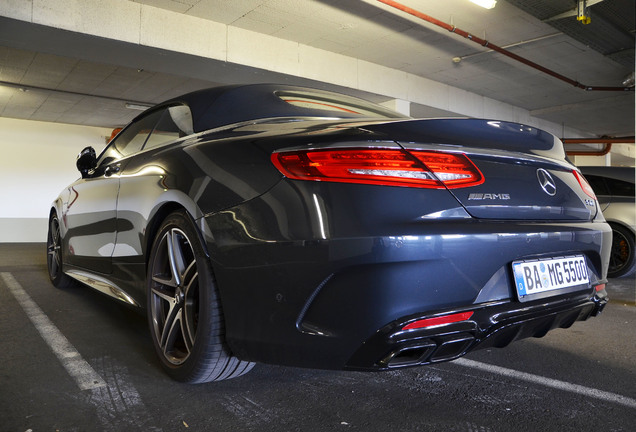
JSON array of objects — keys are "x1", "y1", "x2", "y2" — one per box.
[{"x1": 152, "y1": 83, "x2": 406, "y2": 132}]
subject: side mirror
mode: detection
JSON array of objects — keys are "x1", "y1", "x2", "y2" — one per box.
[{"x1": 76, "y1": 146, "x2": 97, "y2": 178}]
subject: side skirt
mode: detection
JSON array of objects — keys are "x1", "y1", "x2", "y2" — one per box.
[{"x1": 65, "y1": 269, "x2": 141, "y2": 307}]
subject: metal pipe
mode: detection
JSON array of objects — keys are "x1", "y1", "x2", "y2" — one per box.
[
  {"x1": 376, "y1": 0, "x2": 634, "y2": 92},
  {"x1": 562, "y1": 137, "x2": 635, "y2": 144},
  {"x1": 457, "y1": 32, "x2": 562, "y2": 62},
  {"x1": 565, "y1": 143, "x2": 612, "y2": 156},
  {"x1": 0, "y1": 80, "x2": 154, "y2": 106},
  {"x1": 563, "y1": 137, "x2": 634, "y2": 156}
]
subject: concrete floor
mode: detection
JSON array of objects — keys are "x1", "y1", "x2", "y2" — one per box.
[{"x1": 1, "y1": 243, "x2": 634, "y2": 431}]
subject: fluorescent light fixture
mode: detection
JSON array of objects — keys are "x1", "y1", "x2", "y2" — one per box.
[
  {"x1": 469, "y1": 0, "x2": 497, "y2": 9},
  {"x1": 125, "y1": 102, "x2": 151, "y2": 111}
]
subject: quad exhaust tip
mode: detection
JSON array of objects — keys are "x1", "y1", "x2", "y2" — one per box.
[{"x1": 383, "y1": 335, "x2": 475, "y2": 368}]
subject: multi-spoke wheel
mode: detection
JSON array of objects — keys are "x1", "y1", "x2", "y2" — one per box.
[
  {"x1": 46, "y1": 212, "x2": 73, "y2": 288},
  {"x1": 147, "y1": 210, "x2": 254, "y2": 383},
  {"x1": 608, "y1": 223, "x2": 635, "y2": 278}
]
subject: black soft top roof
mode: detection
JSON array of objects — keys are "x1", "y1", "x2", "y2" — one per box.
[{"x1": 155, "y1": 83, "x2": 407, "y2": 132}]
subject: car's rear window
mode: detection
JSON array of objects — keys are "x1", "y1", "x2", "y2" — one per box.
[
  {"x1": 584, "y1": 175, "x2": 611, "y2": 196},
  {"x1": 585, "y1": 174, "x2": 635, "y2": 197},
  {"x1": 277, "y1": 91, "x2": 406, "y2": 119},
  {"x1": 605, "y1": 177, "x2": 635, "y2": 197}
]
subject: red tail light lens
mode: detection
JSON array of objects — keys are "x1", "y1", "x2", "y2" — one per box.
[
  {"x1": 410, "y1": 151, "x2": 484, "y2": 188},
  {"x1": 402, "y1": 311, "x2": 474, "y2": 330},
  {"x1": 573, "y1": 170, "x2": 597, "y2": 200},
  {"x1": 271, "y1": 148, "x2": 484, "y2": 189}
]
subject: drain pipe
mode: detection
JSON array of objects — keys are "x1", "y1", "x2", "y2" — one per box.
[
  {"x1": 377, "y1": 0, "x2": 634, "y2": 92},
  {"x1": 563, "y1": 137, "x2": 635, "y2": 144},
  {"x1": 563, "y1": 137, "x2": 635, "y2": 156},
  {"x1": 566, "y1": 143, "x2": 613, "y2": 156}
]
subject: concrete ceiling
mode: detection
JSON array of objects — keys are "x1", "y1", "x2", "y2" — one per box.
[{"x1": 0, "y1": 0, "x2": 634, "y2": 139}]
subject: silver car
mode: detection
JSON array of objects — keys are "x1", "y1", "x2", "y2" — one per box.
[{"x1": 581, "y1": 166, "x2": 635, "y2": 278}]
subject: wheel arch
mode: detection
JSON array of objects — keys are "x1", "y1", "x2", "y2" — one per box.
[
  {"x1": 606, "y1": 220, "x2": 636, "y2": 278},
  {"x1": 144, "y1": 202, "x2": 185, "y2": 267},
  {"x1": 49, "y1": 199, "x2": 64, "y2": 224},
  {"x1": 142, "y1": 201, "x2": 213, "y2": 271},
  {"x1": 48, "y1": 201, "x2": 67, "y2": 256},
  {"x1": 602, "y1": 201, "x2": 635, "y2": 236},
  {"x1": 606, "y1": 219, "x2": 636, "y2": 236}
]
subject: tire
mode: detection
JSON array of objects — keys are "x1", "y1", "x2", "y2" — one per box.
[
  {"x1": 147, "y1": 210, "x2": 254, "y2": 383},
  {"x1": 608, "y1": 223, "x2": 636, "y2": 278},
  {"x1": 46, "y1": 212, "x2": 74, "y2": 289}
]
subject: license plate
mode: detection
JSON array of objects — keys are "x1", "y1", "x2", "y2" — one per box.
[{"x1": 512, "y1": 255, "x2": 589, "y2": 299}]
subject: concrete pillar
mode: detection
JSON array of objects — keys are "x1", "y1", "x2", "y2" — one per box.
[{"x1": 380, "y1": 99, "x2": 411, "y2": 116}]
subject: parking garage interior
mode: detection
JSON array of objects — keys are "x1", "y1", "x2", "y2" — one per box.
[{"x1": 0, "y1": 0, "x2": 634, "y2": 430}]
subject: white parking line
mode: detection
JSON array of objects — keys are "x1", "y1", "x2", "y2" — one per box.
[
  {"x1": 0, "y1": 272, "x2": 106, "y2": 391},
  {"x1": 454, "y1": 358, "x2": 636, "y2": 409}
]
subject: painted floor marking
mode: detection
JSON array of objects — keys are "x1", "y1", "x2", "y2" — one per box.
[
  {"x1": 87, "y1": 356, "x2": 163, "y2": 432},
  {"x1": 1, "y1": 272, "x2": 106, "y2": 391},
  {"x1": 454, "y1": 357, "x2": 636, "y2": 409}
]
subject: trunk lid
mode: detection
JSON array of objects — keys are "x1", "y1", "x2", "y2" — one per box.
[{"x1": 365, "y1": 119, "x2": 597, "y2": 221}]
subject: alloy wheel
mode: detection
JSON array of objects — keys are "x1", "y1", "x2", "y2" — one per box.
[
  {"x1": 149, "y1": 228, "x2": 200, "y2": 365},
  {"x1": 47, "y1": 216, "x2": 62, "y2": 280},
  {"x1": 609, "y1": 228, "x2": 632, "y2": 276}
]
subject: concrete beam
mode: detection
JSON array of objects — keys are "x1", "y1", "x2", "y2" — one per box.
[
  {"x1": 0, "y1": 0, "x2": 589, "y2": 137},
  {"x1": 380, "y1": 99, "x2": 411, "y2": 116}
]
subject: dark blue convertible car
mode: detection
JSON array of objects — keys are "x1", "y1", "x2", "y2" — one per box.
[{"x1": 47, "y1": 84, "x2": 611, "y2": 383}]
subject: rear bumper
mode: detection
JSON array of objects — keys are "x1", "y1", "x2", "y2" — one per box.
[
  {"x1": 346, "y1": 288, "x2": 608, "y2": 370},
  {"x1": 202, "y1": 182, "x2": 612, "y2": 370}
]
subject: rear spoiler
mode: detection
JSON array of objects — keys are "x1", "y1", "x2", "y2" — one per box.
[{"x1": 363, "y1": 119, "x2": 566, "y2": 161}]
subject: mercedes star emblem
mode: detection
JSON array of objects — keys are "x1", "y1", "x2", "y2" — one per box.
[{"x1": 536, "y1": 168, "x2": 557, "y2": 196}]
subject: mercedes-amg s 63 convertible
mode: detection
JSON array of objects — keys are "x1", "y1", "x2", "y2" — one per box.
[{"x1": 47, "y1": 84, "x2": 611, "y2": 383}]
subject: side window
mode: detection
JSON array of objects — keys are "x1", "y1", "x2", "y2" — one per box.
[
  {"x1": 605, "y1": 178, "x2": 635, "y2": 197},
  {"x1": 97, "y1": 110, "x2": 164, "y2": 166},
  {"x1": 143, "y1": 105, "x2": 194, "y2": 151},
  {"x1": 583, "y1": 175, "x2": 610, "y2": 196}
]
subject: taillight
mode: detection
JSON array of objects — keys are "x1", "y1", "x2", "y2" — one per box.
[
  {"x1": 271, "y1": 148, "x2": 484, "y2": 189},
  {"x1": 573, "y1": 170, "x2": 597, "y2": 200},
  {"x1": 402, "y1": 311, "x2": 474, "y2": 330}
]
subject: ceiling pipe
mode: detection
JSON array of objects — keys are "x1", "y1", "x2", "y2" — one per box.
[
  {"x1": 376, "y1": 0, "x2": 634, "y2": 92},
  {"x1": 565, "y1": 143, "x2": 612, "y2": 156},
  {"x1": 455, "y1": 32, "x2": 562, "y2": 62},
  {"x1": 562, "y1": 137, "x2": 635, "y2": 144},
  {"x1": 562, "y1": 137, "x2": 634, "y2": 156},
  {"x1": 0, "y1": 80, "x2": 154, "y2": 107}
]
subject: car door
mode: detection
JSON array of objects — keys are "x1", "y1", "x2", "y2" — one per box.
[
  {"x1": 113, "y1": 105, "x2": 194, "y2": 259},
  {"x1": 63, "y1": 109, "x2": 165, "y2": 274}
]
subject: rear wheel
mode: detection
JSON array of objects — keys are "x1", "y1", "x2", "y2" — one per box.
[
  {"x1": 608, "y1": 223, "x2": 635, "y2": 278},
  {"x1": 46, "y1": 213, "x2": 74, "y2": 288},
  {"x1": 147, "y1": 210, "x2": 254, "y2": 383}
]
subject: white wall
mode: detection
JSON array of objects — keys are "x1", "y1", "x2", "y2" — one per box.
[
  {"x1": 0, "y1": 117, "x2": 110, "y2": 242},
  {"x1": 573, "y1": 154, "x2": 611, "y2": 167}
]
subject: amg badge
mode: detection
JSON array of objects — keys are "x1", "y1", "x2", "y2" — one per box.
[{"x1": 468, "y1": 193, "x2": 511, "y2": 200}]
